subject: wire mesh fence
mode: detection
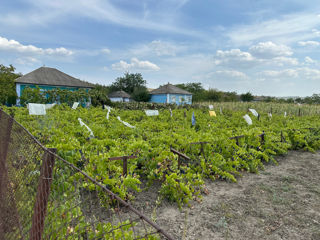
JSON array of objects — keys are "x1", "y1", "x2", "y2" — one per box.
[{"x1": 0, "y1": 108, "x2": 173, "y2": 240}]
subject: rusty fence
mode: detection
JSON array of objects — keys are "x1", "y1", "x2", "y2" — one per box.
[{"x1": 0, "y1": 108, "x2": 174, "y2": 240}]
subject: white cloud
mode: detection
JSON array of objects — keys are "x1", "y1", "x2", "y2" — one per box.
[
  {"x1": 214, "y1": 49, "x2": 256, "y2": 68},
  {"x1": 129, "y1": 40, "x2": 185, "y2": 57},
  {"x1": 298, "y1": 40, "x2": 320, "y2": 47},
  {"x1": 249, "y1": 41, "x2": 293, "y2": 58},
  {"x1": 261, "y1": 67, "x2": 320, "y2": 80},
  {"x1": 101, "y1": 48, "x2": 111, "y2": 54},
  {"x1": 227, "y1": 12, "x2": 320, "y2": 45},
  {"x1": 262, "y1": 69, "x2": 299, "y2": 78},
  {"x1": 211, "y1": 70, "x2": 248, "y2": 79},
  {"x1": 0, "y1": 0, "x2": 202, "y2": 38},
  {"x1": 111, "y1": 58, "x2": 160, "y2": 71},
  {"x1": 0, "y1": 36, "x2": 73, "y2": 56},
  {"x1": 15, "y1": 56, "x2": 40, "y2": 65},
  {"x1": 305, "y1": 56, "x2": 316, "y2": 64},
  {"x1": 312, "y1": 29, "x2": 320, "y2": 36},
  {"x1": 272, "y1": 57, "x2": 299, "y2": 66}
]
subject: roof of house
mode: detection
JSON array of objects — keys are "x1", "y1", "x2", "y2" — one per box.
[
  {"x1": 108, "y1": 90, "x2": 131, "y2": 98},
  {"x1": 150, "y1": 83, "x2": 192, "y2": 95},
  {"x1": 15, "y1": 67, "x2": 94, "y2": 88}
]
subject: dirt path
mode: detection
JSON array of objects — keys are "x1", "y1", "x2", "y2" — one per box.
[{"x1": 133, "y1": 151, "x2": 320, "y2": 239}]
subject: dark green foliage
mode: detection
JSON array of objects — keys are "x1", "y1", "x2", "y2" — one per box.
[
  {"x1": 240, "y1": 92, "x2": 254, "y2": 102},
  {"x1": 131, "y1": 87, "x2": 151, "y2": 102},
  {"x1": 110, "y1": 72, "x2": 146, "y2": 94},
  {"x1": 89, "y1": 84, "x2": 112, "y2": 107},
  {"x1": 0, "y1": 64, "x2": 21, "y2": 105}
]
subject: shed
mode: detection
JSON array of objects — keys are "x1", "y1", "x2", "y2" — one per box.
[
  {"x1": 15, "y1": 67, "x2": 93, "y2": 104},
  {"x1": 150, "y1": 83, "x2": 192, "y2": 105},
  {"x1": 108, "y1": 90, "x2": 131, "y2": 102}
]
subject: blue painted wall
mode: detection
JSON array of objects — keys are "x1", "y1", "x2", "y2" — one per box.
[
  {"x1": 150, "y1": 93, "x2": 192, "y2": 105},
  {"x1": 150, "y1": 94, "x2": 167, "y2": 104},
  {"x1": 16, "y1": 83, "x2": 91, "y2": 105}
]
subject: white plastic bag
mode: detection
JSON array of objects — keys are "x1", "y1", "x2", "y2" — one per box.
[
  {"x1": 145, "y1": 110, "x2": 159, "y2": 116},
  {"x1": 284, "y1": 111, "x2": 287, "y2": 117},
  {"x1": 243, "y1": 114, "x2": 252, "y2": 125},
  {"x1": 209, "y1": 105, "x2": 214, "y2": 110},
  {"x1": 249, "y1": 108, "x2": 259, "y2": 117},
  {"x1": 28, "y1": 103, "x2": 46, "y2": 115},
  {"x1": 78, "y1": 118, "x2": 94, "y2": 138},
  {"x1": 45, "y1": 103, "x2": 56, "y2": 109},
  {"x1": 268, "y1": 112, "x2": 272, "y2": 118},
  {"x1": 117, "y1": 116, "x2": 136, "y2": 129},
  {"x1": 72, "y1": 102, "x2": 79, "y2": 109}
]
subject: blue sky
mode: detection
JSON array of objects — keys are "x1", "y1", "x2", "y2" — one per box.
[{"x1": 1, "y1": 0, "x2": 320, "y2": 96}]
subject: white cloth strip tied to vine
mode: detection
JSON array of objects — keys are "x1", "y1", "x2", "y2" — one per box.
[
  {"x1": 249, "y1": 108, "x2": 259, "y2": 117},
  {"x1": 105, "y1": 105, "x2": 112, "y2": 119},
  {"x1": 78, "y1": 118, "x2": 95, "y2": 138},
  {"x1": 117, "y1": 116, "x2": 136, "y2": 129},
  {"x1": 243, "y1": 114, "x2": 252, "y2": 125},
  {"x1": 72, "y1": 102, "x2": 79, "y2": 109}
]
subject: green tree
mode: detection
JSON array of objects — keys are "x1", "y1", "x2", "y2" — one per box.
[
  {"x1": 89, "y1": 84, "x2": 112, "y2": 106},
  {"x1": 223, "y1": 91, "x2": 239, "y2": 102},
  {"x1": 131, "y1": 87, "x2": 151, "y2": 102},
  {"x1": 206, "y1": 89, "x2": 224, "y2": 102},
  {"x1": 240, "y1": 92, "x2": 254, "y2": 102},
  {"x1": 175, "y1": 82, "x2": 205, "y2": 102},
  {"x1": 0, "y1": 64, "x2": 21, "y2": 105},
  {"x1": 110, "y1": 72, "x2": 146, "y2": 94}
]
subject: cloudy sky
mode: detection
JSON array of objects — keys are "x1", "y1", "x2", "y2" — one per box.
[{"x1": 1, "y1": 0, "x2": 320, "y2": 96}]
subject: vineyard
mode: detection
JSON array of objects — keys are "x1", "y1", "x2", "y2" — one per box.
[
  {"x1": 5, "y1": 102, "x2": 320, "y2": 207},
  {"x1": 2, "y1": 102, "x2": 320, "y2": 239}
]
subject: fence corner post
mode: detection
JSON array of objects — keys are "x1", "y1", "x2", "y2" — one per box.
[{"x1": 30, "y1": 148, "x2": 56, "y2": 240}]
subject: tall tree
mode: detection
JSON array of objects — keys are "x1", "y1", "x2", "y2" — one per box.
[
  {"x1": 240, "y1": 92, "x2": 254, "y2": 102},
  {"x1": 110, "y1": 72, "x2": 147, "y2": 94},
  {"x1": 0, "y1": 64, "x2": 21, "y2": 105},
  {"x1": 175, "y1": 82, "x2": 205, "y2": 102}
]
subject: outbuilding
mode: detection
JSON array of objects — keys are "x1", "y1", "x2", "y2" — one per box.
[
  {"x1": 108, "y1": 90, "x2": 131, "y2": 102},
  {"x1": 15, "y1": 67, "x2": 93, "y2": 104},
  {"x1": 150, "y1": 83, "x2": 192, "y2": 105}
]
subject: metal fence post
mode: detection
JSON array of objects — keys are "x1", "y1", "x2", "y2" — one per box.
[
  {"x1": 30, "y1": 148, "x2": 56, "y2": 240},
  {"x1": 0, "y1": 115, "x2": 14, "y2": 240}
]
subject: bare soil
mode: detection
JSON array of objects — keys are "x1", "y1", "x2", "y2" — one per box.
[{"x1": 132, "y1": 151, "x2": 320, "y2": 240}]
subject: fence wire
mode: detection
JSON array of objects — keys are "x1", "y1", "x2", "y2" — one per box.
[{"x1": 0, "y1": 108, "x2": 173, "y2": 240}]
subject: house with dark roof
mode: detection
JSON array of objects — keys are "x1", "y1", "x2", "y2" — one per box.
[
  {"x1": 108, "y1": 90, "x2": 131, "y2": 102},
  {"x1": 150, "y1": 83, "x2": 192, "y2": 105},
  {"x1": 15, "y1": 67, "x2": 94, "y2": 104}
]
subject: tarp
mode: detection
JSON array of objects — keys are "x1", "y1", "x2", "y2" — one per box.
[
  {"x1": 209, "y1": 111, "x2": 216, "y2": 117},
  {"x1": 72, "y1": 102, "x2": 79, "y2": 109},
  {"x1": 28, "y1": 103, "x2": 46, "y2": 115},
  {"x1": 145, "y1": 110, "x2": 159, "y2": 116},
  {"x1": 117, "y1": 116, "x2": 136, "y2": 129},
  {"x1": 243, "y1": 114, "x2": 252, "y2": 125},
  {"x1": 78, "y1": 118, "x2": 94, "y2": 138},
  {"x1": 249, "y1": 108, "x2": 259, "y2": 117}
]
